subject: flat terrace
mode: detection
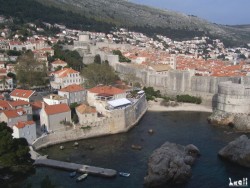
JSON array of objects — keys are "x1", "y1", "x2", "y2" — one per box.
[{"x1": 34, "y1": 158, "x2": 117, "y2": 178}]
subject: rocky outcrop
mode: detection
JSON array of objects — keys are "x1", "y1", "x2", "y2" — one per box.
[
  {"x1": 208, "y1": 110, "x2": 250, "y2": 131},
  {"x1": 218, "y1": 135, "x2": 250, "y2": 167},
  {"x1": 144, "y1": 142, "x2": 200, "y2": 187}
]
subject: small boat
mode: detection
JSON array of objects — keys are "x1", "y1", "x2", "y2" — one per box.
[
  {"x1": 131, "y1": 144, "x2": 142, "y2": 150},
  {"x1": 59, "y1": 145, "x2": 64, "y2": 150},
  {"x1": 69, "y1": 171, "x2": 76, "y2": 178},
  {"x1": 76, "y1": 173, "x2": 88, "y2": 182},
  {"x1": 73, "y1": 142, "x2": 79, "y2": 147},
  {"x1": 119, "y1": 172, "x2": 130, "y2": 177}
]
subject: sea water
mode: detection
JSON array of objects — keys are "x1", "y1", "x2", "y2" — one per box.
[{"x1": 21, "y1": 111, "x2": 250, "y2": 188}]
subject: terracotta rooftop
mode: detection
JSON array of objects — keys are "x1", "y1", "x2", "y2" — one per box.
[
  {"x1": 76, "y1": 104, "x2": 96, "y2": 114},
  {"x1": 3, "y1": 108, "x2": 26, "y2": 118},
  {"x1": 30, "y1": 101, "x2": 43, "y2": 110},
  {"x1": 54, "y1": 68, "x2": 79, "y2": 78},
  {"x1": 9, "y1": 100, "x2": 30, "y2": 107},
  {"x1": 14, "y1": 120, "x2": 35, "y2": 129},
  {"x1": 0, "y1": 100, "x2": 11, "y2": 110},
  {"x1": 10, "y1": 89, "x2": 35, "y2": 99},
  {"x1": 88, "y1": 85, "x2": 125, "y2": 95},
  {"x1": 51, "y1": 59, "x2": 67, "y2": 65},
  {"x1": 60, "y1": 84, "x2": 84, "y2": 92},
  {"x1": 44, "y1": 103, "x2": 70, "y2": 115}
]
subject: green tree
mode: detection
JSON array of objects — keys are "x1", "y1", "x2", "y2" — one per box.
[
  {"x1": 112, "y1": 50, "x2": 131, "y2": 63},
  {"x1": 0, "y1": 122, "x2": 33, "y2": 175},
  {"x1": 53, "y1": 44, "x2": 83, "y2": 71},
  {"x1": 94, "y1": 54, "x2": 101, "y2": 64},
  {"x1": 15, "y1": 51, "x2": 48, "y2": 89},
  {"x1": 81, "y1": 63, "x2": 119, "y2": 88}
]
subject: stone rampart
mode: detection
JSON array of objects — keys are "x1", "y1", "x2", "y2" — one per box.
[
  {"x1": 32, "y1": 94, "x2": 147, "y2": 150},
  {"x1": 115, "y1": 63, "x2": 246, "y2": 107},
  {"x1": 216, "y1": 81, "x2": 250, "y2": 114}
]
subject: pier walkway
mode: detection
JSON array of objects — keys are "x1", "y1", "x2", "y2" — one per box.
[{"x1": 34, "y1": 158, "x2": 117, "y2": 178}]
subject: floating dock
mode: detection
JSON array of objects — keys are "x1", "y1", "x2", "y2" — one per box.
[{"x1": 34, "y1": 159, "x2": 117, "y2": 178}]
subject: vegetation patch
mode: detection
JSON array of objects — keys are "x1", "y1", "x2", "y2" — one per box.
[{"x1": 176, "y1": 94, "x2": 202, "y2": 104}]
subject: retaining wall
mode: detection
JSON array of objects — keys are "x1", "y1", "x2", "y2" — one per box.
[{"x1": 33, "y1": 95, "x2": 147, "y2": 150}]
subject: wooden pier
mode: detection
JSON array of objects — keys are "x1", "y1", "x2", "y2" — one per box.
[{"x1": 34, "y1": 159, "x2": 117, "y2": 178}]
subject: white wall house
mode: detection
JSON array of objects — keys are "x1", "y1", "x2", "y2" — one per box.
[
  {"x1": 87, "y1": 85, "x2": 127, "y2": 107},
  {"x1": 40, "y1": 103, "x2": 71, "y2": 132},
  {"x1": 76, "y1": 104, "x2": 98, "y2": 125},
  {"x1": 12, "y1": 121, "x2": 36, "y2": 145},
  {"x1": 50, "y1": 59, "x2": 67, "y2": 71},
  {"x1": 43, "y1": 94, "x2": 68, "y2": 105},
  {"x1": 10, "y1": 89, "x2": 41, "y2": 102},
  {"x1": 50, "y1": 68, "x2": 84, "y2": 89},
  {"x1": 0, "y1": 108, "x2": 28, "y2": 128},
  {"x1": 58, "y1": 84, "x2": 86, "y2": 105}
]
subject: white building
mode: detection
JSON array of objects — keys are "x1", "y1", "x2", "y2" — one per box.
[
  {"x1": 10, "y1": 89, "x2": 40, "y2": 102},
  {"x1": 40, "y1": 103, "x2": 71, "y2": 132},
  {"x1": 50, "y1": 59, "x2": 67, "y2": 71},
  {"x1": 12, "y1": 121, "x2": 36, "y2": 145},
  {"x1": 43, "y1": 94, "x2": 68, "y2": 105},
  {"x1": 58, "y1": 84, "x2": 86, "y2": 105},
  {"x1": 50, "y1": 68, "x2": 84, "y2": 89}
]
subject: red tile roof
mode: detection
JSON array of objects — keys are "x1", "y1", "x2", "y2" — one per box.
[
  {"x1": 88, "y1": 85, "x2": 125, "y2": 95},
  {"x1": 15, "y1": 120, "x2": 35, "y2": 129},
  {"x1": 44, "y1": 103, "x2": 70, "y2": 115},
  {"x1": 51, "y1": 59, "x2": 67, "y2": 65},
  {"x1": 54, "y1": 68, "x2": 79, "y2": 78},
  {"x1": 30, "y1": 101, "x2": 43, "y2": 110},
  {"x1": 9, "y1": 100, "x2": 30, "y2": 107},
  {"x1": 10, "y1": 89, "x2": 35, "y2": 99},
  {"x1": 59, "y1": 84, "x2": 84, "y2": 92},
  {"x1": 0, "y1": 100, "x2": 11, "y2": 110},
  {"x1": 76, "y1": 104, "x2": 96, "y2": 114},
  {"x1": 3, "y1": 108, "x2": 26, "y2": 118}
]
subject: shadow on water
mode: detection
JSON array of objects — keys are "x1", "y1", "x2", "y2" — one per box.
[{"x1": 18, "y1": 111, "x2": 250, "y2": 188}]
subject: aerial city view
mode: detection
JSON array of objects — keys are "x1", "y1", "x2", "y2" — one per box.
[{"x1": 0, "y1": 0, "x2": 250, "y2": 187}]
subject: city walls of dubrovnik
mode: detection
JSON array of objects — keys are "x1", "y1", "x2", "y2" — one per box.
[
  {"x1": 208, "y1": 81, "x2": 250, "y2": 131},
  {"x1": 116, "y1": 63, "x2": 250, "y2": 131},
  {"x1": 115, "y1": 63, "x2": 243, "y2": 105},
  {"x1": 32, "y1": 94, "x2": 147, "y2": 150}
]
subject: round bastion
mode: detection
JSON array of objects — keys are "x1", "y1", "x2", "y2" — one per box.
[{"x1": 217, "y1": 81, "x2": 250, "y2": 114}]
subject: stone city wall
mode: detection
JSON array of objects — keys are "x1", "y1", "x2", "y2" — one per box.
[
  {"x1": 32, "y1": 94, "x2": 147, "y2": 150},
  {"x1": 216, "y1": 81, "x2": 250, "y2": 114},
  {"x1": 115, "y1": 63, "x2": 246, "y2": 107}
]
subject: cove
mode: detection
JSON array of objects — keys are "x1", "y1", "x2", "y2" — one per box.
[{"x1": 21, "y1": 111, "x2": 250, "y2": 188}]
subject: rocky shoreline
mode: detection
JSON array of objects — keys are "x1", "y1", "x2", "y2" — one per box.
[{"x1": 208, "y1": 110, "x2": 250, "y2": 132}]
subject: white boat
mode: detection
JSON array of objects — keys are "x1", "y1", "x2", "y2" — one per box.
[
  {"x1": 119, "y1": 172, "x2": 130, "y2": 177},
  {"x1": 76, "y1": 173, "x2": 88, "y2": 182}
]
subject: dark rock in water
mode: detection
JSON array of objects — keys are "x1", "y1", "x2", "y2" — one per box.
[
  {"x1": 218, "y1": 135, "x2": 250, "y2": 168},
  {"x1": 144, "y1": 142, "x2": 200, "y2": 187}
]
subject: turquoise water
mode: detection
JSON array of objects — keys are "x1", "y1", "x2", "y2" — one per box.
[{"x1": 21, "y1": 111, "x2": 250, "y2": 188}]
